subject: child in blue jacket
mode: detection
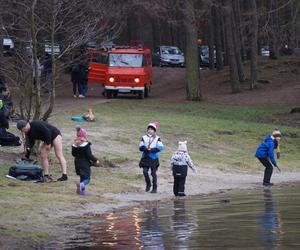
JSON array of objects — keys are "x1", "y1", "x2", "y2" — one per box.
[
  {"x1": 139, "y1": 121, "x2": 164, "y2": 193},
  {"x1": 255, "y1": 129, "x2": 282, "y2": 186}
]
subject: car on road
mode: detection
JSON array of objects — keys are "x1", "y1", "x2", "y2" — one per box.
[{"x1": 152, "y1": 46, "x2": 185, "y2": 67}]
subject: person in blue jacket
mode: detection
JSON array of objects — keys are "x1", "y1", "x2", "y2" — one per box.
[
  {"x1": 139, "y1": 121, "x2": 164, "y2": 193},
  {"x1": 255, "y1": 129, "x2": 282, "y2": 186}
]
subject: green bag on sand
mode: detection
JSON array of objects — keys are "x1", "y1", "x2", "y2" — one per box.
[{"x1": 8, "y1": 159, "x2": 43, "y2": 181}]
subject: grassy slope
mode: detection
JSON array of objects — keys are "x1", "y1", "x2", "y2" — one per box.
[{"x1": 0, "y1": 98, "x2": 299, "y2": 245}]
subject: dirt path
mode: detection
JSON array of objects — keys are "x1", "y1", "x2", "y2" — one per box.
[{"x1": 49, "y1": 56, "x2": 300, "y2": 113}]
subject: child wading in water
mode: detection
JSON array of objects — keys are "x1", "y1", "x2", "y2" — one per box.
[
  {"x1": 255, "y1": 129, "x2": 282, "y2": 186},
  {"x1": 139, "y1": 121, "x2": 164, "y2": 193},
  {"x1": 170, "y1": 141, "x2": 196, "y2": 197},
  {"x1": 72, "y1": 126, "x2": 99, "y2": 195}
]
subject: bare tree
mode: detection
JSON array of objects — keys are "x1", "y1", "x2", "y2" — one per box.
[{"x1": 0, "y1": 0, "x2": 125, "y2": 121}]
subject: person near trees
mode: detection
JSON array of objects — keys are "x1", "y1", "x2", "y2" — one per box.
[
  {"x1": 70, "y1": 59, "x2": 82, "y2": 98},
  {"x1": 80, "y1": 61, "x2": 89, "y2": 97},
  {"x1": 255, "y1": 129, "x2": 282, "y2": 186},
  {"x1": 43, "y1": 53, "x2": 52, "y2": 92},
  {"x1": 138, "y1": 121, "x2": 164, "y2": 193},
  {"x1": 16, "y1": 120, "x2": 68, "y2": 182}
]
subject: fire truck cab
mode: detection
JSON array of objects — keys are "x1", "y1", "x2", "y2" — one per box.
[{"x1": 88, "y1": 45, "x2": 152, "y2": 99}]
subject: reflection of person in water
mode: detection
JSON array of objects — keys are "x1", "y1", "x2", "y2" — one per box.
[
  {"x1": 257, "y1": 189, "x2": 282, "y2": 248},
  {"x1": 140, "y1": 203, "x2": 164, "y2": 249},
  {"x1": 171, "y1": 198, "x2": 197, "y2": 248}
]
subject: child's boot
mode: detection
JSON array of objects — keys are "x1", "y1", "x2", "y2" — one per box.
[{"x1": 80, "y1": 182, "x2": 86, "y2": 195}]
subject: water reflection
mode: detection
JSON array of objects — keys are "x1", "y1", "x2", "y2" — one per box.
[
  {"x1": 90, "y1": 209, "x2": 143, "y2": 249},
  {"x1": 171, "y1": 198, "x2": 196, "y2": 249},
  {"x1": 257, "y1": 189, "x2": 283, "y2": 249},
  {"x1": 57, "y1": 185, "x2": 300, "y2": 250},
  {"x1": 140, "y1": 203, "x2": 164, "y2": 249}
]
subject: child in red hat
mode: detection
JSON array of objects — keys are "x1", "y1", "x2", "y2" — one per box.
[
  {"x1": 72, "y1": 125, "x2": 99, "y2": 195},
  {"x1": 138, "y1": 121, "x2": 164, "y2": 193}
]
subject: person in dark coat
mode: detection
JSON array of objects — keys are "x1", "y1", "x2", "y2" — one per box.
[
  {"x1": 72, "y1": 128, "x2": 99, "y2": 195},
  {"x1": 70, "y1": 57, "x2": 82, "y2": 98},
  {"x1": 255, "y1": 129, "x2": 282, "y2": 186},
  {"x1": 16, "y1": 120, "x2": 68, "y2": 182},
  {"x1": 80, "y1": 62, "x2": 89, "y2": 97},
  {"x1": 43, "y1": 53, "x2": 52, "y2": 91}
]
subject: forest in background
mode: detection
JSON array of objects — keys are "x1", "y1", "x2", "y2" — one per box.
[{"x1": 0, "y1": 0, "x2": 299, "y2": 119}]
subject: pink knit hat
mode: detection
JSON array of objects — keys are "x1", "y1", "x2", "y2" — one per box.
[
  {"x1": 76, "y1": 126, "x2": 87, "y2": 139},
  {"x1": 147, "y1": 121, "x2": 159, "y2": 131}
]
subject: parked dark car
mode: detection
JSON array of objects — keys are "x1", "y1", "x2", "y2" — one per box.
[
  {"x1": 198, "y1": 45, "x2": 213, "y2": 68},
  {"x1": 152, "y1": 46, "x2": 185, "y2": 67},
  {"x1": 2, "y1": 37, "x2": 14, "y2": 56}
]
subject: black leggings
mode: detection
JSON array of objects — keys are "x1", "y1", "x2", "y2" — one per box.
[
  {"x1": 258, "y1": 158, "x2": 273, "y2": 183},
  {"x1": 72, "y1": 80, "x2": 82, "y2": 95}
]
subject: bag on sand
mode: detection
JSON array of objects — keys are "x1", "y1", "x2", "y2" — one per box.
[{"x1": 8, "y1": 159, "x2": 43, "y2": 181}]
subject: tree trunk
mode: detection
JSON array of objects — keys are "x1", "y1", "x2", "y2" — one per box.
[
  {"x1": 249, "y1": 0, "x2": 258, "y2": 89},
  {"x1": 184, "y1": 0, "x2": 202, "y2": 101},
  {"x1": 213, "y1": 5, "x2": 223, "y2": 70},
  {"x1": 208, "y1": 5, "x2": 215, "y2": 70},
  {"x1": 269, "y1": 0, "x2": 279, "y2": 59},
  {"x1": 31, "y1": 0, "x2": 41, "y2": 120},
  {"x1": 231, "y1": 1, "x2": 245, "y2": 82},
  {"x1": 42, "y1": 0, "x2": 56, "y2": 121},
  {"x1": 224, "y1": 0, "x2": 240, "y2": 93}
]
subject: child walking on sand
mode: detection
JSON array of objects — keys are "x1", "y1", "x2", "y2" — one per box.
[
  {"x1": 170, "y1": 141, "x2": 197, "y2": 197},
  {"x1": 72, "y1": 126, "x2": 99, "y2": 195},
  {"x1": 138, "y1": 121, "x2": 164, "y2": 193}
]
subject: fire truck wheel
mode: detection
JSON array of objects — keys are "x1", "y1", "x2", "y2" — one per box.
[
  {"x1": 138, "y1": 90, "x2": 145, "y2": 99},
  {"x1": 106, "y1": 90, "x2": 112, "y2": 99}
]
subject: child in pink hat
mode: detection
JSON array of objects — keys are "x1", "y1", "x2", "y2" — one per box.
[
  {"x1": 138, "y1": 121, "x2": 164, "y2": 193},
  {"x1": 72, "y1": 125, "x2": 99, "y2": 195}
]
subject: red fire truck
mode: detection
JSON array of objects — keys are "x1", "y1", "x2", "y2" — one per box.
[{"x1": 88, "y1": 44, "x2": 153, "y2": 99}]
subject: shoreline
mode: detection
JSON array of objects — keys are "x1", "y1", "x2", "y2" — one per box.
[{"x1": 58, "y1": 167, "x2": 300, "y2": 218}]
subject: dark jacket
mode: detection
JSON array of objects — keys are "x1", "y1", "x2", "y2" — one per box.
[
  {"x1": 0, "y1": 95, "x2": 12, "y2": 129},
  {"x1": 72, "y1": 141, "x2": 98, "y2": 179},
  {"x1": 255, "y1": 135, "x2": 278, "y2": 166},
  {"x1": 27, "y1": 120, "x2": 61, "y2": 148},
  {"x1": 44, "y1": 56, "x2": 52, "y2": 73}
]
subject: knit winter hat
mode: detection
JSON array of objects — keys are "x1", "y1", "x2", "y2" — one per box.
[
  {"x1": 16, "y1": 120, "x2": 28, "y2": 130},
  {"x1": 77, "y1": 127, "x2": 87, "y2": 138},
  {"x1": 272, "y1": 128, "x2": 282, "y2": 138},
  {"x1": 178, "y1": 141, "x2": 187, "y2": 152},
  {"x1": 147, "y1": 121, "x2": 159, "y2": 131}
]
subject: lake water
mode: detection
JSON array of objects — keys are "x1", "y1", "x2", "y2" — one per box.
[{"x1": 49, "y1": 184, "x2": 300, "y2": 249}]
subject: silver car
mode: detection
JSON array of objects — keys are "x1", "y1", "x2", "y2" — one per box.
[{"x1": 153, "y1": 46, "x2": 185, "y2": 67}]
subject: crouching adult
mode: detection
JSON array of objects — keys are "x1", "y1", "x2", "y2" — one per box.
[{"x1": 17, "y1": 120, "x2": 68, "y2": 182}]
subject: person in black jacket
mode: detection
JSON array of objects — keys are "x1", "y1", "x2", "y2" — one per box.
[
  {"x1": 16, "y1": 120, "x2": 68, "y2": 182},
  {"x1": 72, "y1": 132, "x2": 99, "y2": 195}
]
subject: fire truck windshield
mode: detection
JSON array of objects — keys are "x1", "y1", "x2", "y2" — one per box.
[{"x1": 109, "y1": 53, "x2": 143, "y2": 67}]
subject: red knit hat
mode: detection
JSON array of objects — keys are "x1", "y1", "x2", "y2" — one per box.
[{"x1": 147, "y1": 121, "x2": 159, "y2": 131}]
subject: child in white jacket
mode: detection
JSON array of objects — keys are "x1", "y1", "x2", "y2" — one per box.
[{"x1": 170, "y1": 141, "x2": 196, "y2": 197}]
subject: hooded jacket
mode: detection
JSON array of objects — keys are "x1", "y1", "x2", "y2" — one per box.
[
  {"x1": 255, "y1": 135, "x2": 277, "y2": 166},
  {"x1": 72, "y1": 141, "x2": 98, "y2": 179}
]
